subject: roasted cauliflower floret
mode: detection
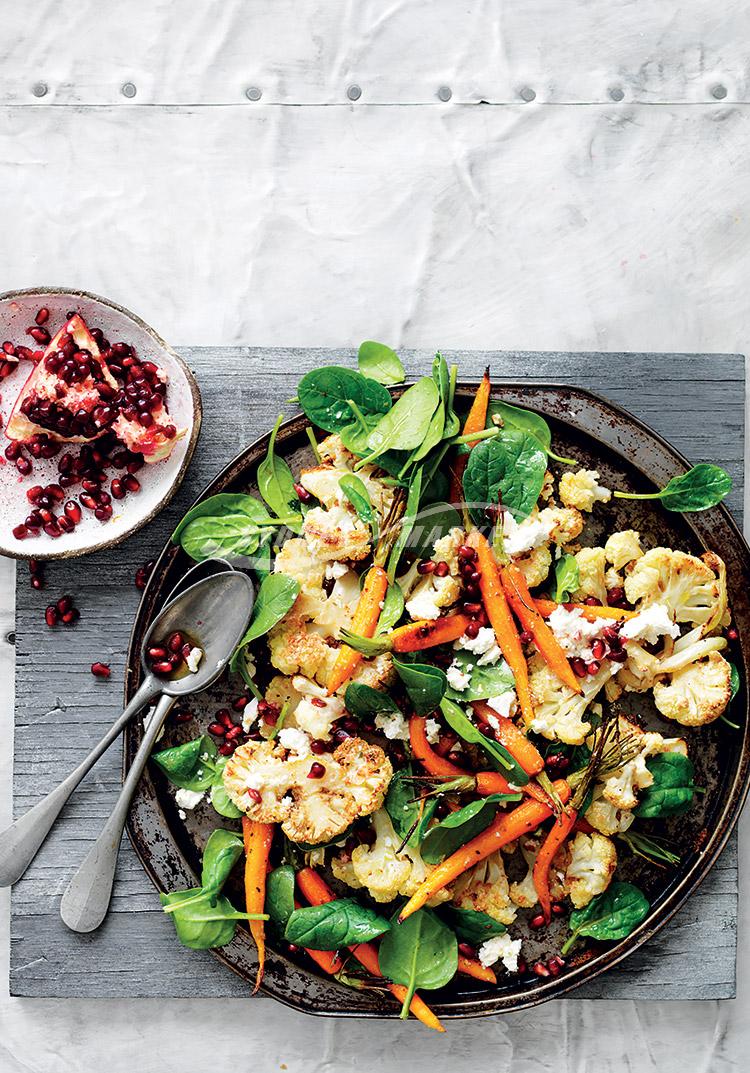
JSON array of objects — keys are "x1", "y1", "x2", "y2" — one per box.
[
  {"x1": 559, "y1": 469, "x2": 612, "y2": 512},
  {"x1": 452, "y1": 849, "x2": 517, "y2": 925},
  {"x1": 615, "y1": 641, "x2": 662, "y2": 693},
  {"x1": 653, "y1": 650, "x2": 732, "y2": 726},
  {"x1": 529, "y1": 661, "x2": 614, "y2": 744},
  {"x1": 268, "y1": 610, "x2": 333, "y2": 680},
  {"x1": 290, "y1": 675, "x2": 346, "y2": 738},
  {"x1": 303, "y1": 505, "x2": 371, "y2": 562},
  {"x1": 604, "y1": 530, "x2": 644, "y2": 571},
  {"x1": 585, "y1": 791, "x2": 636, "y2": 836},
  {"x1": 509, "y1": 836, "x2": 566, "y2": 909},
  {"x1": 537, "y1": 506, "x2": 585, "y2": 546},
  {"x1": 405, "y1": 526, "x2": 463, "y2": 620},
  {"x1": 348, "y1": 651, "x2": 397, "y2": 692},
  {"x1": 317, "y1": 433, "x2": 357, "y2": 468},
  {"x1": 573, "y1": 547, "x2": 608, "y2": 605},
  {"x1": 223, "y1": 737, "x2": 392, "y2": 844},
  {"x1": 624, "y1": 548, "x2": 721, "y2": 627},
  {"x1": 299, "y1": 460, "x2": 394, "y2": 520},
  {"x1": 274, "y1": 537, "x2": 325, "y2": 594},
  {"x1": 564, "y1": 833, "x2": 617, "y2": 908},
  {"x1": 515, "y1": 543, "x2": 553, "y2": 588},
  {"x1": 331, "y1": 809, "x2": 450, "y2": 904},
  {"x1": 593, "y1": 717, "x2": 687, "y2": 810}
]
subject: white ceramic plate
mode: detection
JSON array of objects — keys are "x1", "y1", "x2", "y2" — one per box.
[{"x1": 0, "y1": 287, "x2": 201, "y2": 560}]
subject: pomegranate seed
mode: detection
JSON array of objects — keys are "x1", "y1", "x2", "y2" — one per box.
[
  {"x1": 529, "y1": 913, "x2": 547, "y2": 930},
  {"x1": 727, "y1": 627, "x2": 739, "y2": 641},
  {"x1": 27, "y1": 441, "x2": 43, "y2": 458},
  {"x1": 464, "y1": 620, "x2": 480, "y2": 639},
  {"x1": 80, "y1": 493, "x2": 97, "y2": 510},
  {"x1": 586, "y1": 659, "x2": 601, "y2": 675},
  {"x1": 27, "y1": 326, "x2": 50, "y2": 344},
  {"x1": 583, "y1": 596, "x2": 601, "y2": 606},
  {"x1": 602, "y1": 625, "x2": 620, "y2": 643},
  {"x1": 570, "y1": 657, "x2": 588, "y2": 679},
  {"x1": 43, "y1": 521, "x2": 61, "y2": 538},
  {"x1": 91, "y1": 662, "x2": 111, "y2": 678},
  {"x1": 434, "y1": 560, "x2": 450, "y2": 577},
  {"x1": 463, "y1": 601, "x2": 482, "y2": 616},
  {"x1": 4, "y1": 442, "x2": 22, "y2": 460},
  {"x1": 311, "y1": 696, "x2": 327, "y2": 708},
  {"x1": 64, "y1": 500, "x2": 82, "y2": 524},
  {"x1": 31, "y1": 576, "x2": 44, "y2": 590},
  {"x1": 608, "y1": 648, "x2": 628, "y2": 663},
  {"x1": 532, "y1": 961, "x2": 551, "y2": 978},
  {"x1": 246, "y1": 787, "x2": 262, "y2": 803},
  {"x1": 547, "y1": 956, "x2": 564, "y2": 977},
  {"x1": 2, "y1": 340, "x2": 15, "y2": 354},
  {"x1": 232, "y1": 695, "x2": 250, "y2": 711},
  {"x1": 45, "y1": 605, "x2": 59, "y2": 627},
  {"x1": 45, "y1": 483, "x2": 64, "y2": 502},
  {"x1": 310, "y1": 738, "x2": 328, "y2": 755},
  {"x1": 458, "y1": 544, "x2": 477, "y2": 561},
  {"x1": 35, "y1": 307, "x2": 50, "y2": 325},
  {"x1": 293, "y1": 481, "x2": 312, "y2": 503},
  {"x1": 26, "y1": 485, "x2": 43, "y2": 504},
  {"x1": 94, "y1": 506, "x2": 112, "y2": 521},
  {"x1": 25, "y1": 514, "x2": 42, "y2": 530},
  {"x1": 225, "y1": 726, "x2": 242, "y2": 741},
  {"x1": 417, "y1": 560, "x2": 436, "y2": 575},
  {"x1": 520, "y1": 630, "x2": 534, "y2": 644},
  {"x1": 607, "y1": 586, "x2": 625, "y2": 604},
  {"x1": 181, "y1": 642, "x2": 193, "y2": 659},
  {"x1": 16, "y1": 456, "x2": 32, "y2": 475},
  {"x1": 56, "y1": 595, "x2": 73, "y2": 615},
  {"x1": 148, "y1": 646, "x2": 168, "y2": 660},
  {"x1": 151, "y1": 661, "x2": 174, "y2": 676},
  {"x1": 111, "y1": 478, "x2": 125, "y2": 499},
  {"x1": 551, "y1": 903, "x2": 566, "y2": 917},
  {"x1": 218, "y1": 742, "x2": 235, "y2": 756},
  {"x1": 591, "y1": 638, "x2": 606, "y2": 660},
  {"x1": 307, "y1": 762, "x2": 326, "y2": 779},
  {"x1": 124, "y1": 474, "x2": 141, "y2": 493},
  {"x1": 82, "y1": 477, "x2": 100, "y2": 493},
  {"x1": 208, "y1": 722, "x2": 226, "y2": 737},
  {"x1": 62, "y1": 608, "x2": 80, "y2": 625},
  {"x1": 174, "y1": 710, "x2": 193, "y2": 723},
  {"x1": 165, "y1": 631, "x2": 182, "y2": 653},
  {"x1": 516, "y1": 959, "x2": 527, "y2": 975},
  {"x1": 545, "y1": 753, "x2": 570, "y2": 774},
  {"x1": 217, "y1": 708, "x2": 234, "y2": 727},
  {"x1": 127, "y1": 458, "x2": 144, "y2": 474},
  {"x1": 12, "y1": 524, "x2": 28, "y2": 540},
  {"x1": 458, "y1": 942, "x2": 477, "y2": 959}
]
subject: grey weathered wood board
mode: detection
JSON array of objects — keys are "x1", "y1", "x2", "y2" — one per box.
[{"x1": 10, "y1": 347, "x2": 745, "y2": 999}]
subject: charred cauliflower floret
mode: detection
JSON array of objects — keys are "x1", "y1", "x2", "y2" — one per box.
[
  {"x1": 559, "y1": 469, "x2": 612, "y2": 512},
  {"x1": 653, "y1": 650, "x2": 732, "y2": 726},
  {"x1": 348, "y1": 651, "x2": 397, "y2": 692},
  {"x1": 585, "y1": 790, "x2": 636, "y2": 836},
  {"x1": 515, "y1": 543, "x2": 553, "y2": 588},
  {"x1": 592, "y1": 716, "x2": 687, "y2": 810},
  {"x1": 274, "y1": 538, "x2": 325, "y2": 595},
  {"x1": 223, "y1": 737, "x2": 392, "y2": 844},
  {"x1": 268, "y1": 610, "x2": 333, "y2": 680},
  {"x1": 529, "y1": 661, "x2": 614, "y2": 744},
  {"x1": 452, "y1": 849, "x2": 518, "y2": 925},
  {"x1": 299, "y1": 456, "x2": 394, "y2": 521},
  {"x1": 405, "y1": 527, "x2": 463, "y2": 620},
  {"x1": 537, "y1": 505, "x2": 585, "y2": 546},
  {"x1": 624, "y1": 548, "x2": 721, "y2": 628},
  {"x1": 303, "y1": 505, "x2": 371, "y2": 562},
  {"x1": 509, "y1": 836, "x2": 566, "y2": 909},
  {"x1": 604, "y1": 530, "x2": 644, "y2": 571},
  {"x1": 564, "y1": 833, "x2": 617, "y2": 908},
  {"x1": 615, "y1": 641, "x2": 661, "y2": 693},
  {"x1": 573, "y1": 547, "x2": 608, "y2": 605},
  {"x1": 331, "y1": 809, "x2": 450, "y2": 904},
  {"x1": 290, "y1": 675, "x2": 346, "y2": 738}
]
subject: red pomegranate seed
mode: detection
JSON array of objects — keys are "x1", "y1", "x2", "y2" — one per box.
[
  {"x1": 45, "y1": 605, "x2": 59, "y2": 626},
  {"x1": 25, "y1": 514, "x2": 42, "y2": 530},
  {"x1": 26, "y1": 485, "x2": 43, "y2": 504},
  {"x1": 520, "y1": 630, "x2": 534, "y2": 645},
  {"x1": 181, "y1": 642, "x2": 193, "y2": 659},
  {"x1": 151, "y1": 661, "x2": 173, "y2": 675},
  {"x1": 35, "y1": 307, "x2": 50, "y2": 325},
  {"x1": 458, "y1": 544, "x2": 477, "y2": 561},
  {"x1": 225, "y1": 726, "x2": 242, "y2": 741},
  {"x1": 545, "y1": 753, "x2": 570, "y2": 774},
  {"x1": 218, "y1": 742, "x2": 235, "y2": 756},
  {"x1": 91, "y1": 662, "x2": 111, "y2": 678},
  {"x1": 94, "y1": 506, "x2": 112, "y2": 521},
  {"x1": 547, "y1": 956, "x2": 564, "y2": 977},
  {"x1": 111, "y1": 478, "x2": 125, "y2": 499},
  {"x1": 310, "y1": 739, "x2": 328, "y2": 755},
  {"x1": 583, "y1": 596, "x2": 601, "y2": 606},
  {"x1": 4, "y1": 442, "x2": 22, "y2": 460},
  {"x1": 43, "y1": 521, "x2": 61, "y2": 538},
  {"x1": 463, "y1": 601, "x2": 482, "y2": 616},
  {"x1": 80, "y1": 493, "x2": 97, "y2": 510},
  {"x1": 586, "y1": 659, "x2": 601, "y2": 675},
  {"x1": 208, "y1": 722, "x2": 226, "y2": 737},
  {"x1": 217, "y1": 708, "x2": 234, "y2": 727},
  {"x1": 464, "y1": 620, "x2": 480, "y2": 639},
  {"x1": 148, "y1": 646, "x2": 168, "y2": 660},
  {"x1": 458, "y1": 942, "x2": 477, "y2": 959},
  {"x1": 166, "y1": 631, "x2": 183, "y2": 653},
  {"x1": 62, "y1": 608, "x2": 80, "y2": 625},
  {"x1": 12, "y1": 524, "x2": 28, "y2": 540},
  {"x1": 516, "y1": 959, "x2": 527, "y2": 975},
  {"x1": 551, "y1": 903, "x2": 566, "y2": 917},
  {"x1": 31, "y1": 576, "x2": 44, "y2": 590},
  {"x1": 310, "y1": 696, "x2": 327, "y2": 708},
  {"x1": 246, "y1": 787, "x2": 262, "y2": 803},
  {"x1": 609, "y1": 648, "x2": 628, "y2": 663},
  {"x1": 307, "y1": 762, "x2": 326, "y2": 779},
  {"x1": 57, "y1": 516, "x2": 73, "y2": 534},
  {"x1": 231, "y1": 695, "x2": 250, "y2": 711},
  {"x1": 16, "y1": 456, "x2": 32, "y2": 475},
  {"x1": 532, "y1": 961, "x2": 551, "y2": 978},
  {"x1": 727, "y1": 627, "x2": 739, "y2": 641},
  {"x1": 124, "y1": 474, "x2": 141, "y2": 493},
  {"x1": 27, "y1": 441, "x2": 43, "y2": 459},
  {"x1": 570, "y1": 657, "x2": 588, "y2": 679},
  {"x1": 434, "y1": 560, "x2": 450, "y2": 577},
  {"x1": 64, "y1": 500, "x2": 82, "y2": 524},
  {"x1": 417, "y1": 560, "x2": 436, "y2": 575},
  {"x1": 2, "y1": 340, "x2": 15, "y2": 354},
  {"x1": 293, "y1": 482, "x2": 312, "y2": 503},
  {"x1": 27, "y1": 326, "x2": 50, "y2": 345},
  {"x1": 529, "y1": 913, "x2": 547, "y2": 930},
  {"x1": 56, "y1": 595, "x2": 73, "y2": 615},
  {"x1": 591, "y1": 638, "x2": 606, "y2": 660},
  {"x1": 607, "y1": 586, "x2": 625, "y2": 604}
]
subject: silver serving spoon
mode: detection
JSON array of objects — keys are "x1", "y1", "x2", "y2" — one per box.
[{"x1": 0, "y1": 568, "x2": 254, "y2": 898}]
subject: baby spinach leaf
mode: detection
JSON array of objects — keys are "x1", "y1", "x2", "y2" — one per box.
[
  {"x1": 438, "y1": 905, "x2": 507, "y2": 944},
  {"x1": 210, "y1": 782, "x2": 244, "y2": 819},
  {"x1": 444, "y1": 650, "x2": 515, "y2": 702},
  {"x1": 420, "y1": 468, "x2": 450, "y2": 506},
  {"x1": 230, "y1": 572, "x2": 300, "y2": 671},
  {"x1": 266, "y1": 864, "x2": 297, "y2": 931},
  {"x1": 614, "y1": 463, "x2": 732, "y2": 512},
  {"x1": 393, "y1": 657, "x2": 447, "y2": 715},
  {"x1": 339, "y1": 474, "x2": 378, "y2": 545},
  {"x1": 378, "y1": 909, "x2": 458, "y2": 1018},
  {"x1": 298, "y1": 366, "x2": 392, "y2": 434},
  {"x1": 433, "y1": 354, "x2": 460, "y2": 439},
  {"x1": 151, "y1": 735, "x2": 218, "y2": 791},
  {"x1": 387, "y1": 466, "x2": 423, "y2": 582},
  {"x1": 358, "y1": 341, "x2": 405, "y2": 385},
  {"x1": 377, "y1": 582, "x2": 405, "y2": 633},
  {"x1": 561, "y1": 881, "x2": 649, "y2": 955},
  {"x1": 173, "y1": 494, "x2": 285, "y2": 563},
  {"x1": 554, "y1": 553, "x2": 580, "y2": 603},
  {"x1": 385, "y1": 767, "x2": 438, "y2": 848},
  {"x1": 362, "y1": 378, "x2": 440, "y2": 463},
  {"x1": 344, "y1": 682, "x2": 402, "y2": 720},
  {"x1": 487, "y1": 400, "x2": 576, "y2": 466},
  {"x1": 284, "y1": 898, "x2": 391, "y2": 949},
  {"x1": 463, "y1": 430, "x2": 547, "y2": 522},
  {"x1": 160, "y1": 890, "x2": 263, "y2": 950},
  {"x1": 172, "y1": 493, "x2": 271, "y2": 544},
  {"x1": 729, "y1": 662, "x2": 740, "y2": 700},
  {"x1": 634, "y1": 753, "x2": 697, "y2": 818},
  {"x1": 439, "y1": 698, "x2": 529, "y2": 785},
  {"x1": 420, "y1": 792, "x2": 520, "y2": 864},
  {"x1": 257, "y1": 414, "x2": 302, "y2": 533},
  {"x1": 408, "y1": 501, "x2": 462, "y2": 559},
  {"x1": 200, "y1": 829, "x2": 245, "y2": 893}
]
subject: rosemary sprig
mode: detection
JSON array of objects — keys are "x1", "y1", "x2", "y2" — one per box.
[{"x1": 618, "y1": 829, "x2": 680, "y2": 867}]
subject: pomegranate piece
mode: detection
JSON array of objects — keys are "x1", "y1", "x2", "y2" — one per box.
[
  {"x1": 6, "y1": 314, "x2": 119, "y2": 444},
  {"x1": 90, "y1": 662, "x2": 111, "y2": 678}
]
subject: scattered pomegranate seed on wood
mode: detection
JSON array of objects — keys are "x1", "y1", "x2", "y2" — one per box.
[{"x1": 91, "y1": 662, "x2": 111, "y2": 678}]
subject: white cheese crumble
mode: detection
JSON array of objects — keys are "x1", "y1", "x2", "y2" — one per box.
[
  {"x1": 455, "y1": 627, "x2": 501, "y2": 665},
  {"x1": 186, "y1": 646, "x2": 203, "y2": 673},
  {"x1": 174, "y1": 787, "x2": 205, "y2": 811},
  {"x1": 278, "y1": 727, "x2": 312, "y2": 758},
  {"x1": 485, "y1": 691, "x2": 518, "y2": 719},
  {"x1": 405, "y1": 587, "x2": 443, "y2": 621},
  {"x1": 178, "y1": 809, "x2": 187, "y2": 820},
  {"x1": 446, "y1": 662, "x2": 472, "y2": 691},
  {"x1": 374, "y1": 709, "x2": 411, "y2": 741},
  {"x1": 242, "y1": 697, "x2": 260, "y2": 732},
  {"x1": 547, "y1": 605, "x2": 605, "y2": 657},
  {"x1": 620, "y1": 603, "x2": 680, "y2": 645},
  {"x1": 502, "y1": 512, "x2": 555, "y2": 557},
  {"x1": 325, "y1": 560, "x2": 349, "y2": 580},
  {"x1": 478, "y1": 934, "x2": 523, "y2": 972},
  {"x1": 424, "y1": 718, "x2": 441, "y2": 744}
]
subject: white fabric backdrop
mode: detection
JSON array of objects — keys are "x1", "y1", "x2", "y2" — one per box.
[{"x1": 1, "y1": 2, "x2": 748, "y2": 1070}]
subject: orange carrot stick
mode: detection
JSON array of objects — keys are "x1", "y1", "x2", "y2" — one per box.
[
  {"x1": 296, "y1": 868, "x2": 444, "y2": 1032},
  {"x1": 449, "y1": 368, "x2": 491, "y2": 504},
  {"x1": 532, "y1": 806, "x2": 578, "y2": 923},
  {"x1": 472, "y1": 703, "x2": 544, "y2": 776},
  {"x1": 467, "y1": 531, "x2": 535, "y2": 726},
  {"x1": 499, "y1": 564, "x2": 581, "y2": 693},
  {"x1": 389, "y1": 613, "x2": 473, "y2": 652},
  {"x1": 457, "y1": 953, "x2": 497, "y2": 984},
  {"x1": 533, "y1": 598, "x2": 637, "y2": 622},
  {"x1": 327, "y1": 564, "x2": 388, "y2": 694},
  {"x1": 398, "y1": 781, "x2": 571, "y2": 921},
  {"x1": 242, "y1": 817, "x2": 275, "y2": 993}
]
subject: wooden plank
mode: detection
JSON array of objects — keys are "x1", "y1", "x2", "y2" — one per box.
[{"x1": 10, "y1": 346, "x2": 743, "y2": 998}]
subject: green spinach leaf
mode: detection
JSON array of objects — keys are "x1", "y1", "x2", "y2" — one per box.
[
  {"x1": 298, "y1": 366, "x2": 392, "y2": 434},
  {"x1": 284, "y1": 898, "x2": 391, "y2": 949},
  {"x1": 172, "y1": 494, "x2": 285, "y2": 563},
  {"x1": 729, "y1": 662, "x2": 740, "y2": 700},
  {"x1": 266, "y1": 864, "x2": 297, "y2": 931},
  {"x1": 438, "y1": 905, "x2": 507, "y2": 944},
  {"x1": 393, "y1": 657, "x2": 447, "y2": 715},
  {"x1": 444, "y1": 650, "x2": 515, "y2": 702},
  {"x1": 200, "y1": 829, "x2": 245, "y2": 893},
  {"x1": 151, "y1": 735, "x2": 218, "y2": 791},
  {"x1": 362, "y1": 378, "x2": 440, "y2": 463},
  {"x1": 358, "y1": 341, "x2": 405, "y2": 385},
  {"x1": 257, "y1": 414, "x2": 302, "y2": 533},
  {"x1": 230, "y1": 572, "x2": 300, "y2": 671},
  {"x1": 614, "y1": 463, "x2": 732, "y2": 512},
  {"x1": 377, "y1": 582, "x2": 405, "y2": 633},
  {"x1": 486, "y1": 400, "x2": 576, "y2": 465},
  {"x1": 387, "y1": 466, "x2": 423, "y2": 582},
  {"x1": 561, "y1": 881, "x2": 649, "y2": 954},
  {"x1": 210, "y1": 781, "x2": 244, "y2": 818},
  {"x1": 554, "y1": 553, "x2": 580, "y2": 603},
  {"x1": 378, "y1": 909, "x2": 458, "y2": 1018},
  {"x1": 439, "y1": 698, "x2": 529, "y2": 785},
  {"x1": 344, "y1": 682, "x2": 402, "y2": 720},
  {"x1": 408, "y1": 501, "x2": 462, "y2": 559},
  {"x1": 160, "y1": 890, "x2": 263, "y2": 950},
  {"x1": 385, "y1": 767, "x2": 438, "y2": 848},
  {"x1": 421, "y1": 793, "x2": 520, "y2": 864},
  {"x1": 463, "y1": 430, "x2": 547, "y2": 522},
  {"x1": 634, "y1": 753, "x2": 697, "y2": 818},
  {"x1": 339, "y1": 474, "x2": 378, "y2": 545}
]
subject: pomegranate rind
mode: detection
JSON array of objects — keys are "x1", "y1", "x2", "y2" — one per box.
[{"x1": 5, "y1": 315, "x2": 118, "y2": 443}]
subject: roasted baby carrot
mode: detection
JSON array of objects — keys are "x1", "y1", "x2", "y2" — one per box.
[
  {"x1": 398, "y1": 781, "x2": 572, "y2": 921},
  {"x1": 472, "y1": 702, "x2": 544, "y2": 776},
  {"x1": 533, "y1": 598, "x2": 637, "y2": 622},
  {"x1": 457, "y1": 953, "x2": 497, "y2": 984},
  {"x1": 467, "y1": 531, "x2": 535, "y2": 726},
  {"x1": 242, "y1": 817, "x2": 275, "y2": 993},
  {"x1": 532, "y1": 807, "x2": 578, "y2": 923},
  {"x1": 327, "y1": 564, "x2": 389, "y2": 693},
  {"x1": 296, "y1": 867, "x2": 444, "y2": 1032},
  {"x1": 449, "y1": 368, "x2": 491, "y2": 504},
  {"x1": 500, "y1": 564, "x2": 581, "y2": 694},
  {"x1": 389, "y1": 613, "x2": 473, "y2": 652}
]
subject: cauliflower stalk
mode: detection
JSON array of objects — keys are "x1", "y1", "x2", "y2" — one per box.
[{"x1": 573, "y1": 547, "x2": 609, "y2": 605}]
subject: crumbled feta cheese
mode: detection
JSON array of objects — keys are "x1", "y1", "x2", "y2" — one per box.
[
  {"x1": 242, "y1": 697, "x2": 260, "y2": 732},
  {"x1": 446, "y1": 661, "x2": 472, "y2": 691},
  {"x1": 478, "y1": 934, "x2": 523, "y2": 972},
  {"x1": 502, "y1": 512, "x2": 555, "y2": 557},
  {"x1": 186, "y1": 646, "x2": 203, "y2": 673},
  {"x1": 374, "y1": 709, "x2": 411, "y2": 741},
  {"x1": 620, "y1": 603, "x2": 680, "y2": 645},
  {"x1": 175, "y1": 787, "x2": 205, "y2": 811},
  {"x1": 178, "y1": 809, "x2": 187, "y2": 820},
  {"x1": 278, "y1": 727, "x2": 312, "y2": 758},
  {"x1": 547, "y1": 605, "x2": 605, "y2": 657},
  {"x1": 325, "y1": 561, "x2": 349, "y2": 580},
  {"x1": 485, "y1": 691, "x2": 518, "y2": 719},
  {"x1": 424, "y1": 718, "x2": 441, "y2": 744},
  {"x1": 405, "y1": 587, "x2": 443, "y2": 621},
  {"x1": 456, "y1": 627, "x2": 498, "y2": 659}
]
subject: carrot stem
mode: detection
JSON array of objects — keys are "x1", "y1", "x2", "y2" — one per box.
[
  {"x1": 500, "y1": 565, "x2": 581, "y2": 694},
  {"x1": 532, "y1": 806, "x2": 578, "y2": 923},
  {"x1": 449, "y1": 368, "x2": 491, "y2": 504},
  {"x1": 242, "y1": 817, "x2": 275, "y2": 993},
  {"x1": 327, "y1": 564, "x2": 388, "y2": 693}
]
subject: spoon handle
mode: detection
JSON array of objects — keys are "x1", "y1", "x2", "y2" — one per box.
[
  {"x1": 60, "y1": 691, "x2": 177, "y2": 933},
  {"x1": 0, "y1": 675, "x2": 162, "y2": 888}
]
